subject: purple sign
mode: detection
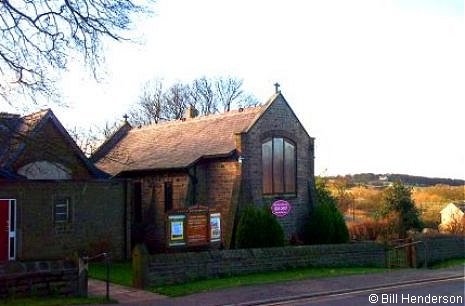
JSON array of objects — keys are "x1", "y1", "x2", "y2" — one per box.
[{"x1": 271, "y1": 200, "x2": 291, "y2": 217}]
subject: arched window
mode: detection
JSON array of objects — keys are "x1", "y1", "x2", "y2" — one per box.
[{"x1": 262, "y1": 137, "x2": 296, "y2": 194}]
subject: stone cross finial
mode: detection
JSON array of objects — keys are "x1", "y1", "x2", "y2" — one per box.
[
  {"x1": 274, "y1": 82, "x2": 281, "y2": 94},
  {"x1": 123, "y1": 114, "x2": 129, "y2": 123}
]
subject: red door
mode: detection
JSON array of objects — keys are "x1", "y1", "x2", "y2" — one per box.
[{"x1": 0, "y1": 200, "x2": 9, "y2": 262}]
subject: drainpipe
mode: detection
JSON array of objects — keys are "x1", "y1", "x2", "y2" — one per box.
[{"x1": 123, "y1": 179, "x2": 128, "y2": 259}]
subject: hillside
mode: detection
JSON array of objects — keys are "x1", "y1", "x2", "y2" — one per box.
[{"x1": 327, "y1": 173, "x2": 465, "y2": 187}]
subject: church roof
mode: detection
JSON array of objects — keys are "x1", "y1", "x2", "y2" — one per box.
[
  {"x1": 94, "y1": 93, "x2": 280, "y2": 176},
  {"x1": 0, "y1": 109, "x2": 105, "y2": 178}
]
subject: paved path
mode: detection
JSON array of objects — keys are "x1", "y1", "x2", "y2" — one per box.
[
  {"x1": 87, "y1": 266, "x2": 464, "y2": 306},
  {"x1": 87, "y1": 279, "x2": 167, "y2": 304}
]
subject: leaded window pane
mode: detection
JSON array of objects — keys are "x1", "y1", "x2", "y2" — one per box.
[{"x1": 262, "y1": 140, "x2": 273, "y2": 194}]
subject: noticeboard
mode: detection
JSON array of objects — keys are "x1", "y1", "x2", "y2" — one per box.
[
  {"x1": 167, "y1": 206, "x2": 222, "y2": 248},
  {"x1": 168, "y1": 215, "x2": 186, "y2": 246},
  {"x1": 210, "y1": 213, "x2": 221, "y2": 242},
  {"x1": 186, "y1": 213, "x2": 209, "y2": 246}
]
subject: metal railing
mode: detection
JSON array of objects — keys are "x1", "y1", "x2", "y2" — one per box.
[{"x1": 82, "y1": 252, "x2": 111, "y2": 300}]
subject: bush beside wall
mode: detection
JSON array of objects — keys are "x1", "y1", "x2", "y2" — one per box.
[
  {"x1": 235, "y1": 206, "x2": 285, "y2": 248},
  {"x1": 306, "y1": 203, "x2": 349, "y2": 244}
]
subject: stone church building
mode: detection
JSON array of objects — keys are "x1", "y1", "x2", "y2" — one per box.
[{"x1": 93, "y1": 91, "x2": 315, "y2": 252}]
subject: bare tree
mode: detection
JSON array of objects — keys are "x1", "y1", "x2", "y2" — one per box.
[
  {"x1": 128, "y1": 76, "x2": 259, "y2": 126},
  {"x1": 238, "y1": 93, "x2": 260, "y2": 108},
  {"x1": 192, "y1": 77, "x2": 218, "y2": 115},
  {"x1": 214, "y1": 76, "x2": 259, "y2": 111},
  {"x1": 129, "y1": 79, "x2": 165, "y2": 126},
  {"x1": 69, "y1": 126, "x2": 100, "y2": 157},
  {"x1": 163, "y1": 82, "x2": 194, "y2": 119},
  {"x1": 216, "y1": 77, "x2": 243, "y2": 112},
  {"x1": 101, "y1": 120, "x2": 121, "y2": 138},
  {"x1": 0, "y1": 0, "x2": 149, "y2": 105},
  {"x1": 69, "y1": 119, "x2": 121, "y2": 157}
]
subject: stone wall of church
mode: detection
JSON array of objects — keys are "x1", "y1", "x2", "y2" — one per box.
[{"x1": 242, "y1": 95, "x2": 315, "y2": 241}]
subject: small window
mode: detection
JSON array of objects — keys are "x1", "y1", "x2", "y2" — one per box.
[
  {"x1": 133, "y1": 182, "x2": 142, "y2": 223},
  {"x1": 262, "y1": 137, "x2": 296, "y2": 195},
  {"x1": 54, "y1": 197, "x2": 70, "y2": 223},
  {"x1": 164, "y1": 182, "x2": 173, "y2": 212}
]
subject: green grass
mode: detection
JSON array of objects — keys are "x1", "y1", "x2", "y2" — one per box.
[
  {"x1": 88, "y1": 261, "x2": 132, "y2": 287},
  {"x1": 0, "y1": 296, "x2": 116, "y2": 306},
  {"x1": 89, "y1": 262, "x2": 388, "y2": 297},
  {"x1": 430, "y1": 258, "x2": 465, "y2": 269},
  {"x1": 151, "y1": 267, "x2": 388, "y2": 297}
]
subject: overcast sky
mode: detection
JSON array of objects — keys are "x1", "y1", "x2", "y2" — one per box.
[{"x1": 3, "y1": 0, "x2": 464, "y2": 179}]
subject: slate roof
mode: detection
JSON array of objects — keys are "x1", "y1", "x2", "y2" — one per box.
[
  {"x1": 0, "y1": 110, "x2": 48, "y2": 170},
  {"x1": 0, "y1": 109, "x2": 105, "y2": 178},
  {"x1": 454, "y1": 203, "x2": 465, "y2": 213},
  {"x1": 94, "y1": 93, "x2": 280, "y2": 176}
]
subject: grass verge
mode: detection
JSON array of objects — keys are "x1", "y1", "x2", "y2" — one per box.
[
  {"x1": 151, "y1": 266, "x2": 388, "y2": 297},
  {"x1": 0, "y1": 296, "x2": 116, "y2": 306},
  {"x1": 88, "y1": 261, "x2": 132, "y2": 287},
  {"x1": 88, "y1": 256, "x2": 464, "y2": 297},
  {"x1": 430, "y1": 258, "x2": 465, "y2": 269}
]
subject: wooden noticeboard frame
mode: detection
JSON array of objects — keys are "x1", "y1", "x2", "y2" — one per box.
[{"x1": 166, "y1": 205, "x2": 221, "y2": 248}]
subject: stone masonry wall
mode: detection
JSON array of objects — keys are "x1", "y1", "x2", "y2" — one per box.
[
  {"x1": 136, "y1": 159, "x2": 241, "y2": 252},
  {"x1": 197, "y1": 159, "x2": 241, "y2": 248},
  {"x1": 138, "y1": 172, "x2": 189, "y2": 252},
  {"x1": 415, "y1": 236, "x2": 465, "y2": 267},
  {"x1": 0, "y1": 260, "x2": 81, "y2": 298},
  {"x1": 243, "y1": 95, "x2": 315, "y2": 240},
  {"x1": 139, "y1": 242, "x2": 385, "y2": 286},
  {"x1": 0, "y1": 180, "x2": 127, "y2": 260}
]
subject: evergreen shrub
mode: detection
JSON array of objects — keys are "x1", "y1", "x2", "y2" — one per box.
[
  {"x1": 306, "y1": 178, "x2": 350, "y2": 244},
  {"x1": 235, "y1": 205, "x2": 285, "y2": 248}
]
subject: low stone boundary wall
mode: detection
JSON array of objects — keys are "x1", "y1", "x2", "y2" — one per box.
[
  {"x1": 133, "y1": 242, "x2": 386, "y2": 287},
  {"x1": 415, "y1": 236, "x2": 465, "y2": 267},
  {"x1": 0, "y1": 260, "x2": 82, "y2": 298}
]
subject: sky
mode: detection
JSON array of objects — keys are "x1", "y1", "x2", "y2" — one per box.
[{"x1": 3, "y1": 0, "x2": 465, "y2": 179}]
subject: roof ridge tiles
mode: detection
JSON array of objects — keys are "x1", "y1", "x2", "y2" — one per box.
[{"x1": 131, "y1": 105, "x2": 263, "y2": 132}]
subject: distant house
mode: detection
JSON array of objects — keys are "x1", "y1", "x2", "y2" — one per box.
[
  {"x1": 0, "y1": 110, "x2": 127, "y2": 262},
  {"x1": 93, "y1": 92, "x2": 316, "y2": 252},
  {"x1": 439, "y1": 202, "x2": 465, "y2": 232}
]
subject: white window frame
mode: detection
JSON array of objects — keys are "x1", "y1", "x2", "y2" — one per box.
[
  {"x1": 1, "y1": 199, "x2": 16, "y2": 261},
  {"x1": 54, "y1": 198, "x2": 70, "y2": 223}
]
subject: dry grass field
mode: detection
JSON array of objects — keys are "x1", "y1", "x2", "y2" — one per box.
[{"x1": 329, "y1": 184, "x2": 465, "y2": 240}]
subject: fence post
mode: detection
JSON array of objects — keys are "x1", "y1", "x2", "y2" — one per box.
[
  {"x1": 133, "y1": 244, "x2": 149, "y2": 289},
  {"x1": 78, "y1": 257, "x2": 88, "y2": 297},
  {"x1": 411, "y1": 243, "x2": 417, "y2": 268}
]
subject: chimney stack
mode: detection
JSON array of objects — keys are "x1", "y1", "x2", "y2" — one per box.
[{"x1": 184, "y1": 106, "x2": 198, "y2": 119}]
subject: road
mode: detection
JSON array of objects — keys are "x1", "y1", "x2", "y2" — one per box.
[
  {"x1": 89, "y1": 266, "x2": 464, "y2": 306},
  {"x1": 262, "y1": 277, "x2": 464, "y2": 306}
]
